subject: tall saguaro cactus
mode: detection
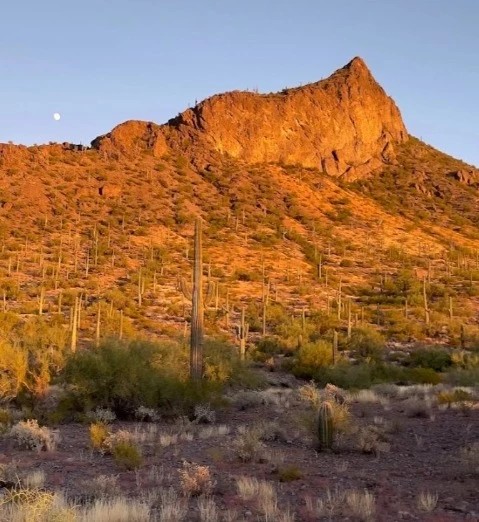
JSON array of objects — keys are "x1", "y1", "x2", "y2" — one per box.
[
  {"x1": 190, "y1": 218, "x2": 204, "y2": 380},
  {"x1": 237, "y1": 306, "x2": 250, "y2": 361},
  {"x1": 180, "y1": 218, "x2": 213, "y2": 381}
]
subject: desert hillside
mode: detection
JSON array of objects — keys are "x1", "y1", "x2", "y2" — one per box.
[
  {"x1": 0, "y1": 56, "x2": 478, "y2": 522},
  {"x1": 0, "y1": 58, "x2": 478, "y2": 350}
]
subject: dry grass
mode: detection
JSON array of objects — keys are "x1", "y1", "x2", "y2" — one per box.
[
  {"x1": 352, "y1": 389, "x2": 389, "y2": 407},
  {"x1": 197, "y1": 496, "x2": 219, "y2": 522},
  {"x1": 78, "y1": 497, "x2": 151, "y2": 521},
  {"x1": 257, "y1": 480, "x2": 278, "y2": 520},
  {"x1": 346, "y1": 489, "x2": 376, "y2": 521},
  {"x1": 308, "y1": 487, "x2": 375, "y2": 521},
  {"x1": 158, "y1": 488, "x2": 188, "y2": 521},
  {"x1": 22, "y1": 469, "x2": 46, "y2": 489},
  {"x1": 81, "y1": 474, "x2": 121, "y2": 499},
  {"x1": 236, "y1": 476, "x2": 260, "y2": 501},
  {"x1": 417, "y1": 491, "x2": 438, "y2": 513}
]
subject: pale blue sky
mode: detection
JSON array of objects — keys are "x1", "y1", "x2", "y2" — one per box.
[{"x1": 1, "y1": 0, "x2": 478, "y2": 165}]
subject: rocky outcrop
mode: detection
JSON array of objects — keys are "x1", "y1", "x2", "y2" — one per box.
[
  {"x1": 91, "y1": 120, "x2": 168, "y2": 158},
  {"x1": 449, "y1": 168, "x2": 479, "y2": 186},
  {"x1": 91, "y1": 57, "x2": 408, "y2": 179}
]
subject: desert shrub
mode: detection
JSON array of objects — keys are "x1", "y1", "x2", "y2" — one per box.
[
  {"x1": 89, "y1": 422, "x2": 110, "y2": 451},
  {"x1": 384, "y1": 313, "x2": 424, "y2": 341},
  {"x1": 203, "y1": 339, "x2": 259, "y2": 387},
  {"x1": 437, "y1": 388, "x2": 474, "y2": 406},
  {"x1": 305, "y1": 362, "x2": 374, "y2": 389},
  {"x1": 450, "y1": 350, "x2": 479, "y2": 369},
  {"x1": 193, "y1": 403, "x2": 216, "y2": 424},
  {"x1": 308, "y1": 310, "x2": 341, "y2": 336},
  {"x1": 89, "y1": 407, "x2": 116, "y2": 424},
  {"x1": 9, "y1": 419, "x2": 58, "y2": 451},
  {"x1": 292, "y1": 341, "x2": 333, "y2": 377},
  {"x1": 278, "y1": 465, "x2": 303, "y2": 482},
  {"x1": 179, "y1": 461, "x2": 215, "y2": 496},
  {"x1": 346, "y1": 326, "x2": 385, "y2": 360},
  {"x1": 91, "y1": 427, "x2": 143, "y2": 469},
  {"x1": 274, "y1": 318, "x2": 315, "y2": 350},
  {"x1": 408, "y1": 348, "x2": 452, "y2": 371},
  {"x1": 61, "y1": 339, "x2": 224, "y2": 418},
  {"x1": 232, "y1": 426, "x2": 266, "y2": 462},
  {"x1": 9, "y1": 317, "x2": 68, "y2": 399},
  {"x1": 255, "y1": 336, "x2": 288, "y2": 356},
  {"x1": 302, "y1": 360, "x2": 422, "y2": 389},
  {"x1": 134, "y1": 406, "x2": 160, "y2": 422},
  {"x1": 111, "y1": 440, "x2": 143, "y2": 470},
  {"x1": 62, "y1": 340, "x2": 164, "y2": 417},
  {"x1": 0, "y1": 340, "x2": 28, "y2": 401},
  {"x1": 356, "y1": 425, "x2": 390, "y2": 455},
  {"x1": 406, "y1": 367, "x2": 442, "y2": 384},
  {"x1": 403, "y1": 397, "x2": 433, "y2": 418}
]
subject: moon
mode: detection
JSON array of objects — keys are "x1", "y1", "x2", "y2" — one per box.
[{"x1": 53, "y1": 112, "x2": 61, "y2": 121}]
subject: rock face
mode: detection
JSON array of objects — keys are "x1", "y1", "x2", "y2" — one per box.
[
  {"x1": 91, "y1": 120, "x2": 168, "y2": 158},
  {"x1": 449, "y1": 168, "x2": 479, "y2": 186},
  {"x1": 92, "y1": 57, "x2": 408, "y2": 179}
]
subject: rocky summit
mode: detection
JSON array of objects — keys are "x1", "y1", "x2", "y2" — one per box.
[{"x1": 92, "y1": 57, "x2": 408, "y2": 180}]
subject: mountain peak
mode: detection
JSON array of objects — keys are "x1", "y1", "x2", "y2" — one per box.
[
  {"x1": 345, "y1": 56, "x2": 369, "y2": 71},
  {"x1": 93, "y1": 57, "x2": 408, "y2": 179}
]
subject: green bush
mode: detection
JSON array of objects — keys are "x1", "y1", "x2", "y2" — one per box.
[
  {"x1": 62, "y1": 339, "x2": 224, "y2": 418},
  {"x1": 112, "y1": 440, "x2": 143, "y2": 470},
  {"x1": 89, "y1": 422, "x2": 109, "y2": 451},
  {"x1": 311, "y1": 362, "x2": 375, "y2": 389},
  {"x1": 408, "y1": 348, "x2": 452, "y2": 372},
  {"x1": 406, "y1": 367, "x2": 442, "y2": 384},
  {"x1": 278, "y1": 465, "x2": 303, "y2": 482},
  {"x1": 61, "y1": 338, "x2": 254, "y2": 418},
  {"x1": 292, "y1": 341, "x2": 333, "y2": 377},
  {"x1": 347, "y1": 326, "x2": 385, "y2": 360},
  {"x1": 254, "y1": 337, "x2": 286, "y2": 355}
]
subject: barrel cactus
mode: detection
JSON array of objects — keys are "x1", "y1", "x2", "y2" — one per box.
[{"x1": 317, "y1": 401, "x2": 334, "y2": 451}]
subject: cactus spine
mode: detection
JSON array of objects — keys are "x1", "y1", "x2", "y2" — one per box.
[{"x1": 317, "y1": 401, "x2": 334, "y2": 451}]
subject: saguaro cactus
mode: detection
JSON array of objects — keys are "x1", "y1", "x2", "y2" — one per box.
[
  {"x1": 317, "y1": 401, "x2": 334, "y2": 451},
  {"x1": 423, "y1": 277, "x2": 430, "y2": 325},
  {"x1": 70, "y1": 296, "x2": 79, "y2": 352},
  {"x1": 180, "y1": 218, "x2": 213, "y2": 381},
  {"x1": 237, "y1": 306, "x2": 249, "y2": 360}
]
